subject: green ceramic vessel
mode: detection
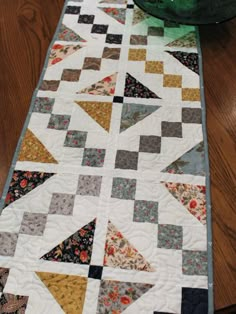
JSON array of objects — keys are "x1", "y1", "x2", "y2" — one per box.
[{"x1": 133, "y1": 0, "x2": 236, "y2": 24}]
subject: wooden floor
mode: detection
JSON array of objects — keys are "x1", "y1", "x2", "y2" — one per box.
[{"x1": 0, "y1": 0, "x2": 235, "y2": 311}]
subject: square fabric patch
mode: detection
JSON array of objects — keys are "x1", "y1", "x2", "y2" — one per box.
[
  {"x1": 65, "y1": 6, "x2": 81, "y2": 14},
  {"x1": 19, "y1": 212, "x2": 47, "y2": 236},
  {"x1": 33, "y1": 97, "x2": 55, "y2": 113},
  {"x1": 39, "y1": 80, "x2": 60, "y2": 91},
  {"x1": 182, "y1": 250, "x2": 207, "y2": 275},
  {"x1": 83, "y1": 57, "x2": 101, "y2": 70},
  {"x1": 49, "y1": 193, "x2": 75, "y2": 215},
  {"x1": 145, "y1": 61, "x2": 164, "y2": 74},
  {"x1": 0, "y1": 232, "x2": 18, "y2": 256},
  {"x1": 91, "y1": 24, "x2": 108, "y2": 34},
  {"x1": 133, "y1": 200, "x2": 158, "y2": 224},
  {"x1": 139, "y1": 135, "x2": 161, "y2": 153},
  {"x1": 181, "y1": 288, "x2": 208, "y2": 314},
  {"x1": 158, "y1": 224, "x2": 183, "y2": 249},
  {"x1": 182, "y1": 108, "x2": 202, "y2": 124},
  {"x1": 61, "y1": 69, "x2": 81, "y2": 81},
  {"x1": 82, "y1": 148, "x2": 106, "y2": 167},
  {"x1": 106, "y1": 34, "x2": 123, "y2": 44},
  {"x1": 64, "y1": 130, "x2": 87, "y2": 148},
  {"x1": 163, "y1": 74, "x2": 182, "y2": 88},
  {"x1": 148, "y1": 26, "x2": 164, "y2": 36},
  {"x1": 182, "y1": 88, "x2": 200, "y2": 101},
  {"x1": 115, "y1": 150, "x2": 139, "y2": 170},
  {"x1": 47, "y1": 114, "x2": 71, "y2": 130},
  {"x1": 77, "y1": 175, "x2": 102, "y2": 196},
  {"x1": 88, "y1": 265, "x2": 103, "y2": 280},
  {"x1": 128, "y1": 49, "x2": 146, "y2": 61},
  {"x1": 130, "y1": 35, "x2": 147, "y2": 45},
  {"x1": 111, "y1": 177, "x2": 136, "y2": 200},
  {"x1": 78, "y1": 14, "x2": 94, "y2": 24},
  {"x1": 102, "y1": 47, "x2": 121, "y2": 60},
  {"x1": 161, "y1": 122, "x2": 182, "y2": 138}
]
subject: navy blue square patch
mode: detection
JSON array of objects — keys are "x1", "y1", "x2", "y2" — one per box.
[
  {"x1": 181, "y1": 287, "x2": 208, "y2": 314},
  {"x1": 88, "y1": 265, "x2": 103, "y2": 280}
]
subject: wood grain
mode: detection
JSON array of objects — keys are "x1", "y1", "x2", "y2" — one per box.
[{"x1": 0, "y1": 0, "x2": 235, "y2": 311}]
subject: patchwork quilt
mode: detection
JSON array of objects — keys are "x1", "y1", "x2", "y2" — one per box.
[{"x1": 0, "y1": 0, "x2": 213, "y2": 313}]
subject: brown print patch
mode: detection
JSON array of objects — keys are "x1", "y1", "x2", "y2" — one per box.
[
  {"x1": 128, "y1": 48, "x2": 146, "y2": 61},
  {"x1": 61, "y1": 69, "x2": 81, "y2": 81},
  {"x1": 102, "y1": 47, "x2": 121, "y2": 60},
  {"x1": 83, "y1": 57, "x2": 101, "y2": 70}
]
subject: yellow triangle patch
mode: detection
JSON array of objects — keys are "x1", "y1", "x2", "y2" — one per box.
[
  {"x1": 75, "y1": 101, "x2": 112, "y2": 132},
  {"x1": 36, "y1": 272, "x2": 87, "y2": 314},
  {"x1": 18, "y1": 129, "x2": 58, "y2": 163}
]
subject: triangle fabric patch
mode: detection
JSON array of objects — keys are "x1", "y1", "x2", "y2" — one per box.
[
  {"x1": 166, "y1": 31, "x2": 197, "y2": 48},
  {"x1": 36, "y1": 272, "x2": 87, "y2": 314},
  {"x1": 48, "y1": 43, "x2": 82, "y2": 66},
  {"x1": 163, "y1": 182, "x2": 206, "y2": 225},
  {"x1": 166, "y1": 51, "x2": 199, "y2": 74},
  {"x1": 57, "y1": 24, "x2": 86, "y2": 42},
  {"x1": 120, "y1": 103, "x2": 160, "y2": 133},
  {"x1": 0, "y1": 268, "x2": 10, "y2": 292},
  {"x1": 4, "y1": 171, "x2": 54, "y2": 208},
  {"x1": 104, "y1": 221, "x2": 154, "y2": 271},
  {"x1": 78, "y1": 73, "x2": 117, "y2": 96},
  {"x1": 18, "y1": 129, "x2": 58, "y2": 164},
  {"x1": 125, "y1": 73, "x2": 161, "y2": 99},
  {"x1": 162, "y1": 142, "x2": 205, "y2": 176},
  {"x1": 75, "y1": 101, "x2": 113, "y2": 132},
  {"x1": 97, "y1": 279, "x2": 153, "y2": 313},
  {"x1": 41, "y1": 219, "x2": 96, "y2": 264},
  {"x1": 99, "y1": 7, "x2": 126, "y2": 24},
  {"x1": 132, "y1": 7, "x2": 150, "y2": 25},
  {"x1": 0, "y1": 293, "x2": 29, "y2": 313}
]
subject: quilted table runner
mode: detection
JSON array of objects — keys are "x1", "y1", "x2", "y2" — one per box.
[{"x1": 0, "y1": 0, "x2": 213, "y2": 313}]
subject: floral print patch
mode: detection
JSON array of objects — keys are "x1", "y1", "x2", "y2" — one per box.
[
  {"x1": 0, "y1": 293, "x2": 29, "y2": 313},
  {"x1": 19, "y1": 212, "x2": 47, "y2": 236},
  {"x1": 33, "y1": 97, "x2": 55, "y2": 113},
  {"x1": 64, "y1": 130, "x2": 87, "y2": 148},
  {"x1": 158, "y1": 224, "x2": 183, "y2": 249},
  {"x1": 99, "y1": 7, "x2": 126, "y2": 24},
  {"x1": 163, "y1": 182, "x2": 206, "y2": 224},
  {"x1": 111, "y1": 177, "x2": 136, "y2": 200},
  {"x1": 77, "y1": 175, "x2": 102, "y2": 196},
  {"x1": 41, "y1": 219, "x2": 96, "y2": 264},
  {"x1": 47, "y1": 114, "x2": 71, "y2": 130},
  {"x1": 57, "y1": 24, "x2": 86, "y2": 41},
  {"x1": 162, "y1": 142, "x2": 205, "y2": 176},
  {"x1": 104, "y1": 221, "x2": 154, "y2": 271},
  {"x1": 166, "y1": 31, "x2": 197, "y2": 48},
  {"x1": 48, "y1": 44, "x2": 82, "y2": 67},
  {"x1": 49, "y1": 193, "x2": 75, "y2": 215},
  {"x1": 78, "y1": 73, "x2": 117, "y2": 96},
  {"x1": 0, "y1": 268, "x2": 9, "y2": 292},
  {"x1": 4, "y1": 171, "x2": 54, "y2": 207},
  {"x1": 124, "y1": 73, "x2": 161, "y2": 99},
  {"x1": 133, "y1": 200, "x2": 159, "y2": 224},
  {"x1": 0, "y1": 233, "x2": 18, "y2": 257},
  {"x1": 82, "y1": 148, "x2": 106, "y2": 167},
  {"x1": 97, "y1": 279, "x2": 153, "y2": 313},
  {"x1": 120, "y1": 103, "x2": 159, "y2": 133},
  {"x1": 132, "y1": 7, "x2": 150, "y2": 25},
  {"x1": 182, "y1": 250, "x2": 207, "y2": 275},
  {"x1": 166, "y1": 51, "x2": 199, "y2": 74}
]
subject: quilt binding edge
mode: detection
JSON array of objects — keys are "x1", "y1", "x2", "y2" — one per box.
[{"x1": 0, "y1": 1, "x2": 214, "y2": 313}]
